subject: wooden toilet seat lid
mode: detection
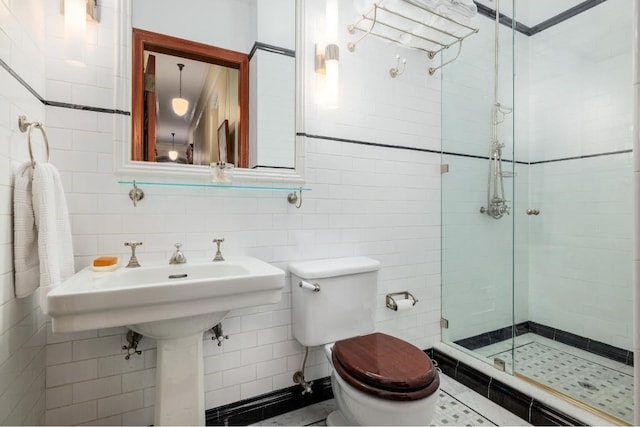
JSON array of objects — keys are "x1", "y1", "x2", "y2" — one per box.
[{"x1": 332, "y1": 332, "x2": 439, "y2": 401}]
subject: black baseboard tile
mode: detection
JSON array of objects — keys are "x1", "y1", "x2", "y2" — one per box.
[
  {"x1": 488, "y1": 378, "x2": 532, "y2": 422},
  {"x1": 206, "y1": 377, "x2": 333, "y2": 426},
  {"x1": 455, "y1": 321, "x2": 633, "y2": 367},
  {"x1": 554, "y1": 329, "x2": 589, "y2": 351},
  {"x1": 529, "y1": 399, "x2": 585, "y2": 426},
  {"x1": 527, "y1": 322, "x2": 555, "y2": 340},
  {"x1": 588, "y1": 339, "x2": 631, "y2": 365},
  {"x1": 455, "y1": 362, "x2": 492, "y2": 396},
  {"x1": 431, "y1": 348, "x2": 588, "y2": 426}
]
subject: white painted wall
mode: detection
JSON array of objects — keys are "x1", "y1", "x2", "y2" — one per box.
[{"x1": 1, "y1": 0, "x2": 443, "y2": 425}]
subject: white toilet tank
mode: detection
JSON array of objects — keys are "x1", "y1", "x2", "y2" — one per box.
[{"x1": 289, "y1": 256, "x2": 380, "y2": 347}]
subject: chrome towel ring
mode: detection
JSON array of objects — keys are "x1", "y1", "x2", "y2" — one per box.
[{"x1": 18, "y1": 115, "x2": 50, "y2": 168}]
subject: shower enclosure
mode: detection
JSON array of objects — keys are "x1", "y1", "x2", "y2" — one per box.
[{"x1": 440, "y1": 0, "x2": 634, "y2": 424}]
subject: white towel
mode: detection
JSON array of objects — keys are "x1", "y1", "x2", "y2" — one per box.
[
  {"x1": 13, "y1": 162, "x2": 74, "y2": 314},
  {"x1": 13, "y1": 164, "x2": 39, "y2": 298}
]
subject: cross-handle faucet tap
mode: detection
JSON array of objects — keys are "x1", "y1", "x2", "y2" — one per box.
[
  {"x1": 124, "y1": 241, "x2": 142, "y2": 268},
  {"x1": 212, "y1": 238, "x2": 225, "y2": 262},
  {"x1": 169, "y1": 243, "x2": 187, "y2": 264}
]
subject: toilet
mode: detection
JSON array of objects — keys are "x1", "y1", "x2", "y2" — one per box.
[{"x1": 289, "y1": 256, "x2": 440, "y2": 426}]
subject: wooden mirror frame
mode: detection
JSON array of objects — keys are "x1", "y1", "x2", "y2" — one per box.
[{"x1": 131, "y1": 28, "x2": 250, "y2": 167}]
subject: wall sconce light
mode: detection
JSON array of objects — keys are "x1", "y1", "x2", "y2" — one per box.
[
  {"x1": 168, "y1": 132, "x2": 178, "y2": 161},
  {"x1": 60, "y1": 0, "x2": 99, "y2": 22},
  {"x1": 172, "y1": 64, "x2": 190, "y2": 117},
  {"x1": 315, "y1": 0, "x2": 339, "y2": 109},
  {"x1": 60, "y1": 0, "x2": 99, "y2": 67}
]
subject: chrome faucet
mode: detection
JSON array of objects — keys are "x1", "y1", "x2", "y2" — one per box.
[
  {"x1": 124, "y1": 241, "x2": 142, "y2": 268},
  {"x1": 169, "y1": 243, "x2": 187, "y2": 264}
]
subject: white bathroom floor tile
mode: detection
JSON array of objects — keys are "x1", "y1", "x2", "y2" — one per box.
[{"x1": 253, "y1": 374, "x2": 530, "y2": 426}]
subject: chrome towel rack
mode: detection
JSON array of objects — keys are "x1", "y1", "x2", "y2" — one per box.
[
  {"x1": 348, "y1": 0, "x2": 479, "y2": 75},
  {"x1": 18, "y1": 115, "x2": 50, "y2": 167}
]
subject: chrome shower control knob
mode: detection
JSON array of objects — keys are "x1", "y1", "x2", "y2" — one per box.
[{"x1": 526, "y1": 208, "x2": 540, "y2": 215}]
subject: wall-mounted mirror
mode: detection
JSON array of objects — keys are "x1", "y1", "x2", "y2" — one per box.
[
  {"x1": 132, "y1": 28, "x2": 249, "y2": 167},
  {"x1": 114, "y1": 0, "x2": 303, "y2": 184}
]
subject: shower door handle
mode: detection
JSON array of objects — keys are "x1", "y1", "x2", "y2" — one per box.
[{"x1": 526, "y1": 209, "x2": 540, "y2": 215}]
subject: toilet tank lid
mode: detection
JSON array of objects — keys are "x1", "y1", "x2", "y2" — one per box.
[{"x1": 288, "y1": 256, "x2": 380, "y2": 279}]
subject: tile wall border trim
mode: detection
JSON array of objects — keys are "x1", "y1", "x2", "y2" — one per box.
[
  {"x1": 528, "y1": 149, "x2": 632, "y2": 165},
  {"x1": 475, "y1": 0, "x2": 608, "y2": 37},
  {"x1": 301, "y1": 132, "x2": 631, "y2": 166},
  {"x1": 1, "y1": 41, "x2": 297, "y2": 117},
  {"x1": 0, "y1": 57, "x2": 130, "y2": 116},
  {"x1": 205, "y1": 376, "x2": 333, "y2": 426},
  {"x1": 249, "y1": 42, "x2": 295, "y2": 61}
]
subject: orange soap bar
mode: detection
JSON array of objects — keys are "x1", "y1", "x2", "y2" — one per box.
[{"x1": 93, "y1": 256, "x2": 118, "y2": 267}]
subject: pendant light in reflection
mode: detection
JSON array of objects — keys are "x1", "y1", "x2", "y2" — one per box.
[
  {"x1": 168, "y1": 132, "x2": 178, "y2": 161},
  {"x1": 172, "y1": 63, "x2": 189, "y2": 117}
]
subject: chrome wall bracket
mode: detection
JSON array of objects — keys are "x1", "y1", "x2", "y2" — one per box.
[
  {"x1": 129, "y1": 180, "x2": 144, "y2": 207},
  {"x1": 287, "y1": 187, "x2": 303, "y2": 208}
]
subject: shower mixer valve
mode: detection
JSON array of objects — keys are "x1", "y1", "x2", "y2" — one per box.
[{"x1": 480, "y1": 198, "x2": 510, "y2": 219}]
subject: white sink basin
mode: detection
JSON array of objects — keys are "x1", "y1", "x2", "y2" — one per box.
[
  {"x1": 47, "y1": 256, "x2": 285, "y2": 426},
  {"x1": 48, "y1": 256, "x2": 285, "y2": 334}
]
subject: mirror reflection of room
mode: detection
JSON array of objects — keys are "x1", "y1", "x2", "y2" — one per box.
[
  {"x1": 141, "y1": 51, "x2": 240, "y2": 166},
  {"x1": 131, "y1": 28, "x2": 249, "y2": 168},
  {"x1": 130, "y1": 0, "x2": 296, "y2": 174}
]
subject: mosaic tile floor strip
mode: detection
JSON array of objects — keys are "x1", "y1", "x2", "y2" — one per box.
[
  {"x1": 431, "y1": 390, "x2": 496, "y2": 426},
  {"x1": 255, "y1": 390, "x2": 498, "y2": 426},
  {"x1": 491, "y1": 341, "x2": 633, "y2": 423}
]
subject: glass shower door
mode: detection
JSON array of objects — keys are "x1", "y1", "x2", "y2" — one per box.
[
  {"x1": 440, "y1": 0, "x2": 517, "y2": 372},
  {"x1": 441, "y1": 0, "x2": 634, "y2": 422},
  {"x1": 509, "y1": 1, "x2": 634, "y2": 423}
]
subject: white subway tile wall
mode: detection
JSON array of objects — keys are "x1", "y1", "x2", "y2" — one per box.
[
  {"x1": 4, "y1": 0, "x2": 633, "y2": 425},
  {"x1": 1, "y1": 0, "x2": 442, "y2": 425},
  {"x1": 0, "y1": 0, "x2": 48, "y2": 424}
]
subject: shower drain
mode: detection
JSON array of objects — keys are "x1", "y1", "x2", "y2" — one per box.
[{"x1": 577, "y1": 381, "x2": 598, "y2": 391}]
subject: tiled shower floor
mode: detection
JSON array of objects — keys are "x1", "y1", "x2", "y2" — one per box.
[
  {"x1": 476, "y1": 333, "x2": 634, "y2": 424},
  {"x1": 253, "y1": 374, "x2": 529, "y2": 426}
]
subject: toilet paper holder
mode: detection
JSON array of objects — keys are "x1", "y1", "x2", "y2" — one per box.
[{"x1": 386, "y1": 291, "x2": 418, "y2": 311}]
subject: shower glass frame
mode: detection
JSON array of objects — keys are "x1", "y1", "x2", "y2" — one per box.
[{"x1": 440, "y1": 0, "x2": 634, "y2": 424}]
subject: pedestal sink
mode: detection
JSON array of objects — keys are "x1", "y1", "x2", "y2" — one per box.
[{"x1": 48, "y1": 256, "x2": 285, "y2": 426}]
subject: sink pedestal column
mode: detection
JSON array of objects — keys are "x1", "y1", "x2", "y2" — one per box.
[{"x1": 155, "y1": 333, "x2": 205, "y2": 426}]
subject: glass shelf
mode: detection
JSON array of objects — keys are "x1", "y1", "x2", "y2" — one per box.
[{"x1": 118, "y1": 180, "x2": 311, "y2": 192}]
